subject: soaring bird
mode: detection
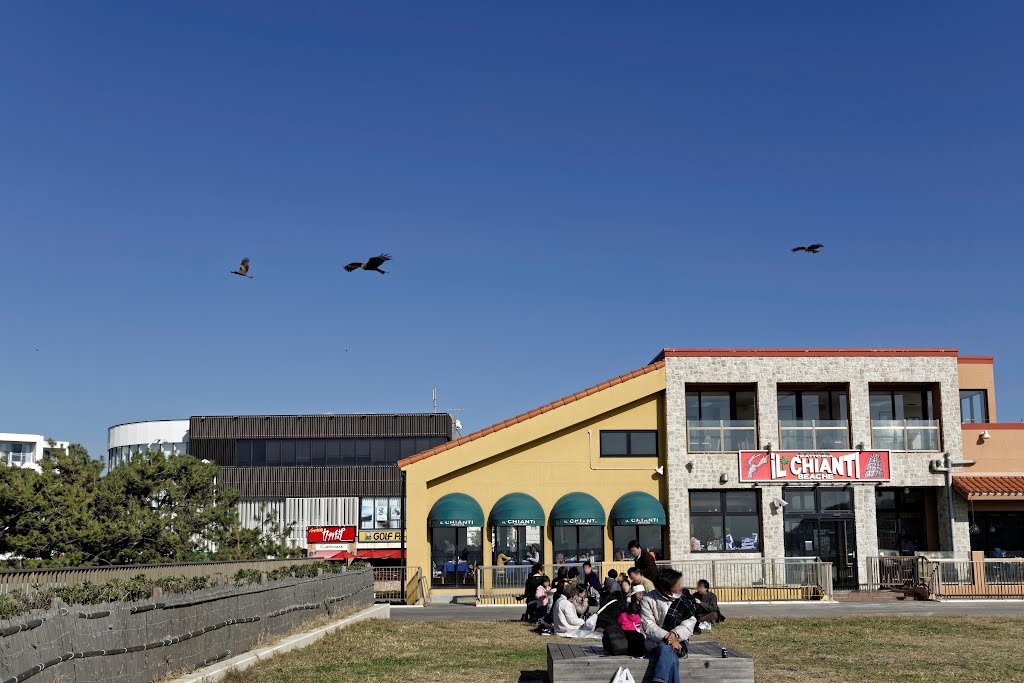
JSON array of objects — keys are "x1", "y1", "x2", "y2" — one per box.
[
  {"x1": 792, "y1": 244, "x2": 824, "y2": 254},
  {"x1": 344, "y1": 253, "x2": 391, "y2": 274},
  {"x1": 231, "y1": 257, "x2": 253, "y2": 278}
]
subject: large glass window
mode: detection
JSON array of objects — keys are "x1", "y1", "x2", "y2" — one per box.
[
  {"x1": 970, "y1": 511, "x2": 1024, "y2": 558},
  {"x1": 688, "y1": 490, "x2": 760, "y2": 552},
  {"x1": 960, "y1": 390, "x2": 989, "y2": 424},
  {"x1": 493, "y1": 526, "x2": 543, "y2": 565},
  {"x1": 778, "y1": 388, "x2": 850, "y2": 450},
  {"x1": 686, "y1": 388, "x2": 757, "y2": 452},
  {"x1": 431, "y1": 526, "x2": 483, "y2": 586},
  {"x1": 553, "y1": 526, "x2": 604, "y2": 564},
  {"x1": 876, "y1": 487, "x2": 936, "y2": 553},
  {"x1": 600, "y1": 430, "x2": 659, "y2": 457},
  {"x1": 612, "y1": 525, "x2": 663, "y2": 561},
  {"x1": 360, "y1": 497, "x2": 402, "y2": 530},
  {"x1": 870, "y1": 387, "x2": 940, "y2": 451}
]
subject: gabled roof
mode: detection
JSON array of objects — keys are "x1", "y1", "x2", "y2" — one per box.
[{"x1": 398, "y1": 361, "x2": 665, "y2": 468}]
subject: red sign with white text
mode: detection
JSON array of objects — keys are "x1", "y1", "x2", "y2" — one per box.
[
  {"x1": 306, "y1": 526, "x2": 356, "y2": 544},
  {"x1": 738, "y1": 450, "x2": 890, "y2": 483}
]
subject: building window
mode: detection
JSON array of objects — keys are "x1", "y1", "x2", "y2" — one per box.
[
  {"x1": 688, "y1": 491, "x2": 760, "y2": 552},
  {"x1": 232, "y1": 437, "x2": 448, "y2": 467},
  {"x1": 870, "y1": 387, "x2": 940, "y2": 451},
  {"x1": 876, "y1": 487, "x2": 937, "y2": 553},
  {"x1": 493, "y1": 526, "x2": 543, "y2": 566},
  {"x1": 970, "y1": 511, "x2": 1024, "y2": 558},
  {"x1": 686, "y1": 389, "x2": 757, "y2": 452},
  {"x1": 360, "y1": 497, "x2": 401, "y2": 530},
  {"x1": 612, "y1": 525, "x2": 663, "y2": 561},
  {"x1": 553, "y1": 526, "x2": 604, "y2": 564},
  {"x1": 431, "y1": 527, "x2": 482, "y2": 587},
  {"x1": 599, "y1": 430, "x2": 658, "y2": 457},
  {"x1": 960, "y1": 390, "x2": 988, "y2": 424},
  {"x1": 778, "y1": 388, "x2": 850, "y2": 450}
]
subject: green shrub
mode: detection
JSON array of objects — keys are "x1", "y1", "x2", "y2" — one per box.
[{"x1": 232, "y1": 568, "x2": 263, "y2": 587}]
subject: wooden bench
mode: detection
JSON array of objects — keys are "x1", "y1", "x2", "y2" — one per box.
[{"x1": 547, "y1": 640, "x2": 754, "y2": 683}]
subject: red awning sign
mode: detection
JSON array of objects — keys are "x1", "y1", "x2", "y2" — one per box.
[
  {"x1": 739, "y1": 450, "x2": 890, "y2": 483},
  {"x1": 306, "y1": 526, "x2": 356, "y2": 544}
]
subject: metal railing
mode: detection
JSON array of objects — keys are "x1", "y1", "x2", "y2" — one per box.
[
  {"x1": 372, "y1": 566, "x2": 425, "y2": 604},
  {"x1": 779, "y1": 420, "x2": 850, "y2": 450},
  {"x1": 476, "y1": 558, "x2": 832, "y2": 601},
  {"x1": 870, "y1": 419, "x2": 941, "y2": 451},
  {"x1": 687, "y1": 420, "x2": 757, "y2": 452},
  {"x1": 865, "y1": 556, "x2": 927, "y2": 590},
  {"x1": 927, "y1": 558, "x2": 1024, "y2": 598},
  {"x1": 866, "y1": 556, "x2": 1024, "y2": 598},
  {"x1": 0, "y1": 557, "x2": 323, "y2": 595}
]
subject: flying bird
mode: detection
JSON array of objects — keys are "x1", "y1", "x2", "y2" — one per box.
[
  {"x1": 792, "y1": 244, "x2": 824, "y2": 254},
  {"x1": 344, "y1": 253, "x2": 391, "y2": 274},
  {"x1": 231, "y1": 257, "x2": 253, "y2": 278}
]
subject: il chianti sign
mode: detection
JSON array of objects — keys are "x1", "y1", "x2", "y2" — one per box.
[
  {"x1": 306, "y1": 526, "x2": 356, "y2": 544},
  {"x1": 739, "y1": 450, "x2": 890, "y2": 483}
]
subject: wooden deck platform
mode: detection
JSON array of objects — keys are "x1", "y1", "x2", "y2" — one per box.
[{"x1": 547, "y1": 640, "x2": 754, "y2": 682}]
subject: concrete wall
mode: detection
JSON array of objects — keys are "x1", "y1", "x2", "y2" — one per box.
[
  {"x1": 961, "y1": 425, "x2": 1024, "y2": 474},
  {"x1": 957, "y1": 358, "x2": 997, "y2": 421},
  {"x1": 664, "y1": 353, "x2": 969, "y2": 584}
]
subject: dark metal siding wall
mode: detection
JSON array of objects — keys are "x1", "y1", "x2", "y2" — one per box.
[
  {"x1": 190, "y1": 414, "x2": 453, "y2": 440},
  {"x1": 188, "y1": 414, "x2": 453, "y2": 468},
  {"x1": 219, "y1": 466, "x2": 402, "y2": 498}
]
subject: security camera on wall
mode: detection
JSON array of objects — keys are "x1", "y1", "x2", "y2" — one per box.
[{"x1": 771, "y1": 497, "x2": 788, "y2": 510}]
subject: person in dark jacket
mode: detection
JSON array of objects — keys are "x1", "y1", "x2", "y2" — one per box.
[
  {"x1": 581, "y1": 561, "x2": 603, "y2": 594},
  {"x1": 628, "y1": 540, "x2": 658, "y2": 582},
  {"x1": 694, "y1": 578, "x2": 724, "y2": 626}
]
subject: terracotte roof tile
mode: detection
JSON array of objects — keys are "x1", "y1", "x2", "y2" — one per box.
[{"x1": 953, "y1": 476, "x2": 1024, "y2": 496}]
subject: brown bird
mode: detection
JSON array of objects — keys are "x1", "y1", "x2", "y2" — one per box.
[
  {"x1": 231, "y1": 257, "x2": 253, "y2": 278},
  {"x1": 792, "y1": 244, "x2": 824, "y2": 254},
  {"x1": 344, "y1": 253, "x2": 391, "y2": 274}
]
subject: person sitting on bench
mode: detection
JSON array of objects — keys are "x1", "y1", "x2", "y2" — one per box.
[{"x1": 640, "y1": 568, "x2": 697, "y2": 683}]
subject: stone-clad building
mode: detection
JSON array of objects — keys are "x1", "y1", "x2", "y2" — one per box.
[{"x1": 660, "y1": 348, "x2": 968, "y2": 588}]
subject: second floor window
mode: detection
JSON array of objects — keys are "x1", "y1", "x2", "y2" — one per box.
[
  {"x1": 870, "y1": 388, "x2": 940, "y2": 451},
  {"x1": 778, "y1": 388, "x2": 850, "y2": 450},
  {"x1": 960, "y1": 390, "x2": 988, "y2": 424},
  {"x1": 599, "y1": 430, "x2": 658, "y2": 457},
  {"x1": 686, "y1": 389, "x2": 756, "y2": 452}
]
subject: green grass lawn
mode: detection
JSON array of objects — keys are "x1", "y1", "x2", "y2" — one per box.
[{"x1": 221, "y1": 616, "x2": 1024, "y2": 683}]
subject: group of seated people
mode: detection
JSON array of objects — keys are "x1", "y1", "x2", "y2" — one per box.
[{"x1": 520, "y1": 541, "x2": 725, "y2": 683}]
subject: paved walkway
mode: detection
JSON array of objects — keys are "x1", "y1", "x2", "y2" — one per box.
[{"x1": 392, "y1": 600, "x2": 1024, "y2": 621}]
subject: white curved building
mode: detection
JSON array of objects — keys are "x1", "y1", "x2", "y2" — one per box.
[{"x1": 107, "y1": 419, "x2": 190, "y2": 470}]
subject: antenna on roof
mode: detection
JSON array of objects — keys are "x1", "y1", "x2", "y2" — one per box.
[{"x1": 432, "y1": 385, "x2": 437, "y2": 413}]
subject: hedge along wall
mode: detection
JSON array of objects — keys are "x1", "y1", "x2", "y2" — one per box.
[{"x1": 0, "y1": 568, "x2": 372, "y2": 683}]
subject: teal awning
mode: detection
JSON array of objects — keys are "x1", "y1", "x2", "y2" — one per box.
[
  {"x1": 428, "y1": 493, "x2": 485, "y2": 528},
  {"x1": 551, "y1": 492, "x2": 605, "y2": 527},
  {"x1": 491, "y1": 493, "x2": 545, "y2": 527},
  {"x1": 610, "y1": 491, "x2": 666, "y2": 526}
]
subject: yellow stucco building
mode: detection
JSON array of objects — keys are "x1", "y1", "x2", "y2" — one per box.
[{"x1": 399, "y1": 361, "x2": 667, "y2": 601}]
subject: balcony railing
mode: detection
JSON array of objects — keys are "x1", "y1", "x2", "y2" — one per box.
[
  {"x1": 687, "y1": 419, "x2": 757, "y2": 452},
  {"x1": 779, "y1": 420, "x2": 850, "y2": 450},
  {"x1": 871, "y1": 419, "x2": 940, "y2": 451}
]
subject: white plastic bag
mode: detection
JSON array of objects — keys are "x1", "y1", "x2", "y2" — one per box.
[
  {"x1": 612, "y1": 666, "x2": 637, "y2": 683},
  {"x1": 584, "y1": 614, "x2": 598, "y2": 631}
]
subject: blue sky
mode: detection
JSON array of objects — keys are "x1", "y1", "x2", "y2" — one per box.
[{"x1": 2, "y1": 2, "x2": 1022, "y2": 460}]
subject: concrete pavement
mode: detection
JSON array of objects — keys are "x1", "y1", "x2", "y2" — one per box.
[{"x1": 391, "y1": 600, "x2": 1024, "y2": 621}]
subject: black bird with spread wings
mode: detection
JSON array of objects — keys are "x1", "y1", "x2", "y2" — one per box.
[
  {"x1": 792, "y1": 244, "x2": 824, "y2": 254},
  {"x1": 344, "y1": 253, "x2": 391, "y2": 274},
  {"x1": 231, "y1": 257, "x2": 253, "y2": 278}
]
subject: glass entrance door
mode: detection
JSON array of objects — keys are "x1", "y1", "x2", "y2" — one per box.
[
  {"x1": 782, "y1": 487, "x2": 858, "y2": 590},
  {"x1": 817, "y1": 519, "x2": 857, "y2": 589}
]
